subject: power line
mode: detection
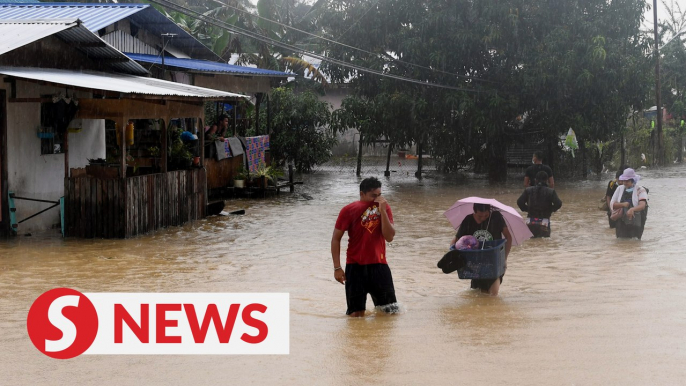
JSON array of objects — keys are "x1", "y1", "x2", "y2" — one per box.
[
  {"x1": 207, "y1": 0, "x2": 497, "y2": 84},
  {"x1": 147, "y1": 0, "x2": 494, "y2": 93}
]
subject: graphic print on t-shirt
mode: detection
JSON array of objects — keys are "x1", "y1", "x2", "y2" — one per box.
[
  {"x1": 473, "y1": 229, "x2": 493, "y2": 242},
  {"x1": 360, "y1": 206, "x2": 381, "y2": 234}
]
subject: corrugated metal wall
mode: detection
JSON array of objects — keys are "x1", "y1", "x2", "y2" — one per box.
[{"x1": 102, "y1": 30, "x2": 158, "y2": 56}]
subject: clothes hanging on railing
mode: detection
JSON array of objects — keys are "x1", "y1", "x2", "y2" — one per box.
[{"x1": 245, "y1": 135, "x2": 270, "y2": 173}]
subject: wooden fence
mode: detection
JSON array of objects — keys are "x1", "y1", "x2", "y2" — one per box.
[{"x1": 65, "y1": 169, "x2": 206, "y2": 238}]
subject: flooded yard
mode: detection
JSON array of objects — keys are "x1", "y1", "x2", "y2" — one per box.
[{"x1": 1, "y1": 166, "x2": 684, "y2": 385}]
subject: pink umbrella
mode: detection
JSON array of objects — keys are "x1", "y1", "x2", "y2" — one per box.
[{"x1": 443, "y1": 197, "x2": 533, "y2": 246}]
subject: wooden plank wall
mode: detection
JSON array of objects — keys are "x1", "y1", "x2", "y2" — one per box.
[
  {"x1": 65, "y1": 169, "x2": 206, "y2": 239},
  {"x1": 205, "y1": 157, "x2": 241, "y2": 189},
  {"x1": 65, "y1": 177, "x2": 125, "y2": 238}
]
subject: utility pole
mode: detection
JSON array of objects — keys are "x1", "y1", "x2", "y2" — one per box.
[
  {"x1": 653, "y1": 0, "x2": 665, "y2": 166},
  {"x1": 160, "y1": 33, "x2": 176, "y2": 80}
]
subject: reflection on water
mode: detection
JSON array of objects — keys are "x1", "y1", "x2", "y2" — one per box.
[{"x1": 1, "y1": 166, "x2": 685, "y2": 385}]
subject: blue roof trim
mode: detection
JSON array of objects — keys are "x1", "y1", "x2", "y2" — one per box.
[
  {"x1": 0, "y1": 3, "x2": 147, "y2": 32},
  {"x1": 125, "y1": 53, "x2": 292, "y2": 77}
]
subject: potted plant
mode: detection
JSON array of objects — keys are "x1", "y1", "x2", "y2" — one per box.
[
  {"x1": 233, "y1": 164, "x2": 247, "y2": 188},
  {"x1": 253, "y1": 164, "x2": 284, "y2": 189}
]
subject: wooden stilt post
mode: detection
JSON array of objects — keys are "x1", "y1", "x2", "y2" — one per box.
[
  {"x1": 64, "y1": 130, "x2": 69, "y2": 178},
  {"x1": 385, "y1": 142, "x2": 392, "y2": 177},
  {"x1": 289, "y1": 164, "x2": 294, "y2": 193},
  {"x1": 415, "y1": 141, "x2": 423, "y2": 179},
  {"x1": 356, "y1": 132, "x2": 363, "y2": 177}
]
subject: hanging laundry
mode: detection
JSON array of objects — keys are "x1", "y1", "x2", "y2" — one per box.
[{"x1": 245, "y1": 135, "x2": 270, "y2": 173}]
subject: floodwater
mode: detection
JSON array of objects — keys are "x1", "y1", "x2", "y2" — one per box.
[{"x1": 1, "y1": 165, "x2": 684, "y2": 385}]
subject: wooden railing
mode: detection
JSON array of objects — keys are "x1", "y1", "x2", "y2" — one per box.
[{"x1": 65, "y1": 169, "x2": 206, "y2": 238}]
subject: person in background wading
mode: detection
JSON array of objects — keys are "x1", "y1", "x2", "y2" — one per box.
[
  {"x1": 449, "y1": 204, "x2": 513, "y2": 295},
  {"x1": 524, "y1": 151, "x2": 555, "y2": 188},
  {"x1": 517, "y1": 171, "x2": 562, "y2": 237},
  {"x1": 610, "y1": 168, "x2": 648, "y2": 239},
  {"x1": 331, "y1": 177, "x2": 398, "y2": 317},
  {"x1": 605, "y1": 167, "x2": 626, "y2": 228}
]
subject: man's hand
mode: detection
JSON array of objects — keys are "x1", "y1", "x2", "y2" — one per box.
[
  {"x1": 626, "y1": 208, "x2": 635, "y2": 219},
  {"x1": 334, "y1": 269, "x2": 345, "y2": 284},
  {"x1": 375, "y1": 196, "x2": 388, "y2": 211}
]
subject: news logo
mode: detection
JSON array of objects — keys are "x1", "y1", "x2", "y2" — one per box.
[{"x1": 27, "y1": 289, "x2": 289, "y2": 359}]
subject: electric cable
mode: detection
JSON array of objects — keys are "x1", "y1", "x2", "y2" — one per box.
[
  {"x1": 146, "y1": 0, "x2": 495, "y2": 93},
  {"x1": 207, "y1": 0, "x2": 498, "y2": 84}
]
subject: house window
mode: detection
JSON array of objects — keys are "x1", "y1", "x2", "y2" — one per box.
[
  {"x1": 39, "y1": 97, "x2": 78, "y2": 155},
  {"x1": 39, "y1": 128, "x2": 64, "y2": 155}
]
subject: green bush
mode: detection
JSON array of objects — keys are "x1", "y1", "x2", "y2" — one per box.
[{"x1": 263, "y1": 88, "x2": 334, "y2": 172}]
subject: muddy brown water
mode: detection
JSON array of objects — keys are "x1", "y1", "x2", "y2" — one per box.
[{"x1": 1, "y1": 166, "x2": 684, "y2": 385}]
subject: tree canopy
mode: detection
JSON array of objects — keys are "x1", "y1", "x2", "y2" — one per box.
[{"x1": 158, "y1": 0, "x2": 686, "y2": 176}]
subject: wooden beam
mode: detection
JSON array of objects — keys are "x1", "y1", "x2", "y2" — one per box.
[
  {"x1": 9, "y1": 98, "x2": 52, "y2": 103},
  {"x1": 117, "y1": 117, "x2": 126, "y2": 179},
  {"x1": 64, "y1": 130, "x2": 69, "y2": 179}
]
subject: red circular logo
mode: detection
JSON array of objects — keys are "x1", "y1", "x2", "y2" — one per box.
[{"x1": 27, "y1": 288, "x2": 98, "y2": 359}]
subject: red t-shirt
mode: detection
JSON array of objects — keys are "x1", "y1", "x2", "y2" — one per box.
[{"x1": 335, "y1": 200, "x2": 394, "y2": 265}]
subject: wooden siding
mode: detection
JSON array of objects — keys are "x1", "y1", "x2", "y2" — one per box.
[
  {"x1": 205, "y1": 157, "x2": 241, "y2": 189},
  {"x1": 101, "y1": 30, "x2": 159, "y2": 56},
  {"x1": 65, "y1": 169, "x2": 206, "y2": 238}
]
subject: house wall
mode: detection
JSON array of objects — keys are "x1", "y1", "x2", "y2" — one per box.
[
  {"x1": 320, "y1": 87, "x2": 414, "y2": 157},
  {"x1": 101, "y1": 30, "x2": 158, "y2": 56},
  {"x1": 0, "y1": 79, "x2": 103, "y2": 232}
]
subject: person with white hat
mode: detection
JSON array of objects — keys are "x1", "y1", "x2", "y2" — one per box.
[{"x1": 609, "y1": 168, "x2": 648, "y2": 239}]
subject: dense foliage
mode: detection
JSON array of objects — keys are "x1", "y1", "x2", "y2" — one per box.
[
  {"x1": 265, "y1": 88, "x2": 335, "y2": 172},
  {"x1": 161, "y1": 0, "x2": 686, "y2": 177}
]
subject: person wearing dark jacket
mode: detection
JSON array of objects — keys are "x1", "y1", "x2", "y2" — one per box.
[{"x1": 517, "y1": 171, "x2": 562, "y2": 237}]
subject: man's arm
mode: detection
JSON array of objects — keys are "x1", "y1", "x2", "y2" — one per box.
[
  {"x1": 502, "y1": 227, "x2": 513, "y2": 258},
  {"x1": 516, "y1": 189, "x2": 529, "y2": 212},
  {"x1": 548, "y1": 176, "x2": 555, "y2": 189},
  {"x1": 551, "y1": 190, "x2": 562, "y2": 212},
  {"x1": 626, "y1": 201, "x2": 646, "y2": 219},
  {"x1": 523, "y1": 176, "x2": 530, "y2": 187},
  {"x1": 610, "y1": 186, "x2": 627, "y2": 209},
  {"x1": 375, "y1": 196, "x2": 395, "y2": 242},
  {"x1": 331, "y1": 228, "x2": 345, "y2": 284}
]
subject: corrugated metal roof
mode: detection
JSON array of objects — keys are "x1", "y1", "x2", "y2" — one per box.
[
  {"x1": 0, "y1": 19, "x2": 148, "y2": 75},
  {"x1": 0, "y1": 3, "x2": 145, "y2": 31},
  {"x1": 0, "y1": 3, "x2": 220, "y2": 61},
  {"x1": 0, "y1": 66, "x2": 248, "y2": 99},
  {"x1": 125, "y1": 53, "x2": 292, "y2": 77},
  {"x1": 0, "y1": 18, "x2": 73, "y2": 55}
]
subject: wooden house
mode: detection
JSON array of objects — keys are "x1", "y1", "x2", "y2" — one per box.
[
  {"x1": 0, "y1": 2, "x2": 292, "y2": 207},
  {"x1": 0, "y1": 18, "x2": 246, "y2": 237}
]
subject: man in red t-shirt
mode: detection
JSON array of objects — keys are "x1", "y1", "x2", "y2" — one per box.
[{"x1": 331, "y1": 177, "x2": 397, "y2": 317}]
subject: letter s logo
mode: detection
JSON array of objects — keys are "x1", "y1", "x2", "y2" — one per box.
[
  {"x1": 27, "y1": 288, "x2": 98, "y2": 359},
  {"x1": 45, "y1": 295, "x2": 80, "y2": 352}
]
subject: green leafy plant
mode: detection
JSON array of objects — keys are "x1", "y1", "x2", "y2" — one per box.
[
  {"x1": 254, "y1": 164, "x2": 284, "y2": 183},
  {"x1": 234, "y1": 163, "x2": 248, "y2": 180}
]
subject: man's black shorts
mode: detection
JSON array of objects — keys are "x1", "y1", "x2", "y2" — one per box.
[{"x1": 345, "y1": 263, "x2": 397, "y2": 315}]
